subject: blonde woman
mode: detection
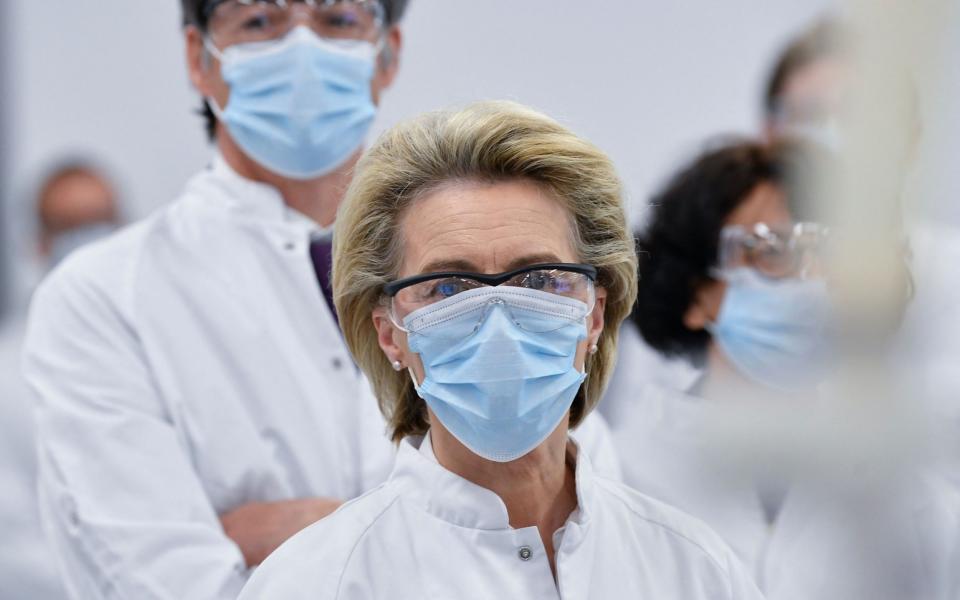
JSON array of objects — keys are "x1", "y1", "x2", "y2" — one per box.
[{"x1": 239, "y1": 101, "x2": 763, "y2": 599}]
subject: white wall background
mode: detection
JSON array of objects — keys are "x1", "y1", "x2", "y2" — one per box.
[{"x1": 5, "y1": 0, "x2": 835, "y2": 231}]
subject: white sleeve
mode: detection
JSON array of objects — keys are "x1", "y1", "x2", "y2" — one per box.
[
  {"x1": 22, "y1": 262, "x2": 248, "y2": 600},
  {"x1": 571, "y1": 411, "x2": 624, "y2": 482}
]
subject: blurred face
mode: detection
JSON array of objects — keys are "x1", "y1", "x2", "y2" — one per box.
[
  {"x1": 39, "y1": 171, "x2": 118, "y2": 258},
  {"x1": 767, "y1": 57, "x2": 848, "y2": 144},
  {"x1": 682, "y1": 182, "x2": 792, "y2": 332}
]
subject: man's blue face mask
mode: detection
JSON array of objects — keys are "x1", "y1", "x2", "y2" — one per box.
[
  {"x1": 205, "y1": 26, "x2": 378, "y2": 179},
  {"x1": 403, "y1": 287, "x2": 590, "y2": 463}
]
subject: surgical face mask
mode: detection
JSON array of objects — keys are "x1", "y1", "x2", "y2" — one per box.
[
  {"x1": 404, "y1": 287, "x2": 589, "y2": 463},
  {"x1": 49, "y1": 222, "x2": 117, "y2": 268},
  {"x1": 205, "y1": 26, "x2": 378, "y2": 180},
  {"x1": 708, "y1": 267, "x2": 831, "y2": 392}
]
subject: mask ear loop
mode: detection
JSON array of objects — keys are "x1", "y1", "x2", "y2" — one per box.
[{"x1": 201, "y1": 37, "x2": 229, "y2": 119}]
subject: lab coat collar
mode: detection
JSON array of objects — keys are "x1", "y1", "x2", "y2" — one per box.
[
  {"x1": 208, "y1": 153, "x2": 326, "y2": 236},
  {"x1": 391, "y1": 431, "x2": 597, "y2": 532}
]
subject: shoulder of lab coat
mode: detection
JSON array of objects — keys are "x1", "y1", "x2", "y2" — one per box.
[{"x1": 22, "y1": 217, "x2": 251, "y2": 600}]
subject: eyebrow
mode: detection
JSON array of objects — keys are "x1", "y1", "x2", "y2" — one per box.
[{"x1": 417, "y1": 253, "x2": 565, "y2": 276}]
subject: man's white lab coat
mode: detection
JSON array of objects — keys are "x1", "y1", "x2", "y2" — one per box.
[
  {"x1": 22, "y1": 156, "x2": 397, "y2": 600},
  {"x1": 21, "y1": 156, "x2": 621, "y2": 600},
  {"x1": 238, "y1": 433, "x2": 765, "y2": 600}
]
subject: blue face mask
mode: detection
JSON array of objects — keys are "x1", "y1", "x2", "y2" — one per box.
[
  {"x1": 206, "y1": 27, "x2": 378, "y2": 180},
  {"x1": 404, "y1": 287, "x2": 589, "y2": 463},
  {"x1": 708, "y1": 267, "x2": 831, "y2": 392}
]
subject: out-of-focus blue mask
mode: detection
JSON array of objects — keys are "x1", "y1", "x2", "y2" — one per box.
[
  {"x1": 708, "y1": 267, "x2": 831, "y2": 392},
  {"x1": 206, "y1": 26, "x2": 377, "y2": 180},
  {"x1": 404, "y1": 287, "x2": 589, "y2": 463}
]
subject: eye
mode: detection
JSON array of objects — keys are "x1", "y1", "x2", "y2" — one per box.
[
  {"x1": 324, "y1": 11, "x2": 361, "y2": 29},
  {"x1": 523, "y1": 270, "x2": 564, "y2": 292},
  {"x1": 429, "y1": 278, "x2": 470, "y2": 299},
  {"x1": 240, "y1": 15, "x2": 271, "y2": 31}
]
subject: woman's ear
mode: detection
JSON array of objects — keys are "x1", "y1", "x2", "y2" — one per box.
[
  {"x1": 683, "y1": 279, "x2": 726, "y2": 331},
  {"x1": 588, "y1": 288, "x2": 607, "y2": 345},
  {"x1": 372, "y1": 305, "x2": 404, "y2": 364}
]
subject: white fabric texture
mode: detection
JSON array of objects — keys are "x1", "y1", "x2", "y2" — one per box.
[
  {"x1": 0, "y1": 316, "x2": 68, "y2": 599},
  {"x1": 238, "y1": 433, "x2": 764, "y2": 600},
  {"x1": 605, "y1": 382, "x2": 960, "y2": 600}
]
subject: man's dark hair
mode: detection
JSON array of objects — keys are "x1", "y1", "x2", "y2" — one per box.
[
  {"x1": 180, "y1": 0, "x2": 410, "y2": 140},
  {"x1": 764, "y1": 18, "x2": 845, "y2": 119},
  {"x1": 631, "y1": 139, "x2": 821, "y2": 362}
]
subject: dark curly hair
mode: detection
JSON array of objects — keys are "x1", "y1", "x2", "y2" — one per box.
[
  {"x1": 632, "y1": 138, "x2": 822, "y2": 362},
  {"x1": 179, "y1": 0, "x2": 410, "y2": 140}
]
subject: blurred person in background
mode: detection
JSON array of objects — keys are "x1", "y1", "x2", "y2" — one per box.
[
  {"x1": 604, "y1": 17, "x2": 851, "y2": 410},
  {"x1": 602, "y1": 139, "x2": 960, "y2": 600},
  {"x1": 21, "y1": 2, "x2": 409, "y2": 599},
  {"x1": 1, "y1": 159, "x2": 121, "y2": 600},
  {"x1": 764, "y1": 15, "x2": 960, "y2": 490},
  {"x1": 762, "y1": 18, "x2": 848, "y2": 149}
]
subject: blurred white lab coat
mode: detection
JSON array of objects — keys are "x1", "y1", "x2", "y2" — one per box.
[
  {"x1": 238, "y1": 433, "x2": 764, "y2": 600},
  {"x1": 605, "y1": 382, "x2": 960, "y2": 600},
  {"x1": 20, "y1": 155, "x2": 622, "y2": 600},
  {"x1": 0, "y1": 316, "x2": 68, "y2": 599}
]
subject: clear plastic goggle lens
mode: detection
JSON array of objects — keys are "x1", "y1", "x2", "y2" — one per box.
[
  {"x1": 390, "y1": 270, "x2": 594, "y2": 323},
  {"x1": 390, "y1": 276, "x2": 595, "y2": 339},
  {"x1": 208, "y1": 0, "x2": 385, "y2": 47},
  {"x1": 401, "y1": 289, "x2": 594, "y2": 340},
  {"x1": 718, "y1": 222, "x2": 828, "y2": 279}
]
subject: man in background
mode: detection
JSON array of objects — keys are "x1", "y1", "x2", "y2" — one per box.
[
  {"x1": 1, "y1": 160, "x2": 120, "y2": 600},
  {"x1": 22, "y1": 2, "x2": 408, "y2": 599}
]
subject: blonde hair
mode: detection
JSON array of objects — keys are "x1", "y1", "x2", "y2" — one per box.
[{"x1": 333, "y1": 101, "x2": 637, "y2": 442}]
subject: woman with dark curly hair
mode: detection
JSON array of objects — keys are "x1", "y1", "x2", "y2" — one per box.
[{"x1": 600, "y1": 138, "x2": 959, "y2": 600}]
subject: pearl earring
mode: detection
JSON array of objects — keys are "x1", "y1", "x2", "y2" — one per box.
[
  {"x1": 588, "y1": 344, "x2": 599, "y2": 355},
  {"x1": 391, "y1": 360, "x2": 403, "y2": 371}
]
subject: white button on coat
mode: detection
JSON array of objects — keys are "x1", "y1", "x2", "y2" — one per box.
[{"x1": 238, "y1": 434, "x2": 764, "y2": 600}]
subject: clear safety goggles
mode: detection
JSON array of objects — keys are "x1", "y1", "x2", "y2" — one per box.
[
  {"x1": 205, "y1": 0, "x2": 385, "y2": 48},
  {"x1": 717, "y1": 222, "x2": 828, "y2": 280},
  {"x1": 383, "y1": 263, "x2": 597, "y2": 334}
]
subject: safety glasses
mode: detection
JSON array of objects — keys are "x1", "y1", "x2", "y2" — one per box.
[
  {"x1": 205, "y1": 0, "x2": 385, "y2": 48},
  {"x1": 717, "y1": 222, "x2": 828, "y2": 280},
  {"x1": 384, "y1": 263, "x2": 597, "y2": 327}
]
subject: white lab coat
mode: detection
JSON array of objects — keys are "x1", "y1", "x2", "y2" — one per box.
[
  {"x1": 605, "y1": 382, "x2": 960, "y2": 600},
  {"x1": 0, "y1": 316, "x2": 68, "y2": 599},
  {"x1": 238, "y1": 432, "x2": 764, "y2": 600},
  {"x1": 21, "y1": 156, "x2": 396, "y2": 600},
  {"x1": 21, "y1": 155, "x2": 623, "y2": 600}
]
